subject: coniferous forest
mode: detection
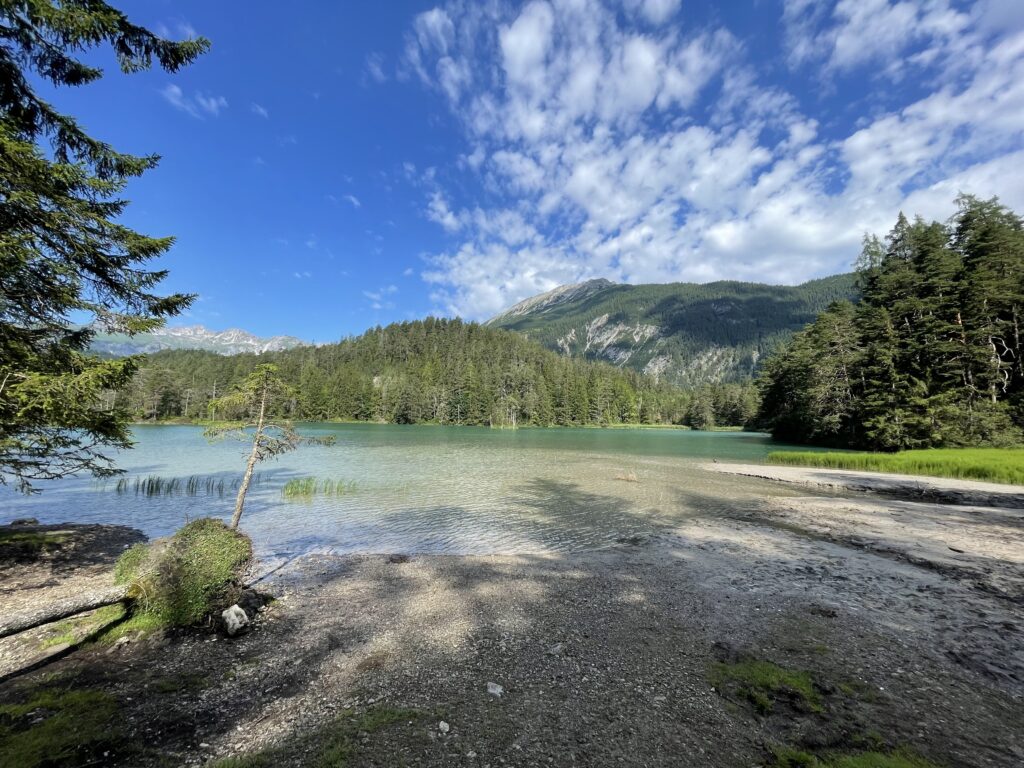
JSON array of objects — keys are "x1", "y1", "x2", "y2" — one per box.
[
  {"x1": 125, "y1": 318, "x2": 760, "y2": 428},
  {"x1": 757, "y1": 196, "x2": 1024, "y2": 451}
]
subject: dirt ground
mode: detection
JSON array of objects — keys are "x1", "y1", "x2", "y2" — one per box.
[{"x1": 1, "y1": 469, "x2": 1022, "y2": 767}]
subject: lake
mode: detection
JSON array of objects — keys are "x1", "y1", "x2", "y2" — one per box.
[{"x1": 0, "y1": 424, "x2": 821, "y2": 557}]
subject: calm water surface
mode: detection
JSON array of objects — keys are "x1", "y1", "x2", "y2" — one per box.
[{"x1": 0, "y1": 425, "x2": 822, "y2": 557}]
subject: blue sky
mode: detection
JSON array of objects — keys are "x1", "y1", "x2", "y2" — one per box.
[{"x1": 46, "y1": 0, "x2": 1024, "y2": 340}]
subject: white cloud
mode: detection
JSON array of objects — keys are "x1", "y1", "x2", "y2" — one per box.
[
  {"x1": 343, "y1": 194, "x2": 362, "y2": 208},
  {"x1": 251, "y1": 102, "x2": 269, "y2": 118},
  {"x1": 365, "y1": 52, "x2": 388, "y2": 83},
  {"x1": 161, "y1": 84, "x2": 228, "y2": 118},
  {"x1": 426, "y1": 191, "x2": 461, "y2": 232},
  {"x1": 363, "y1": 284, "x2": 399, "y2": 310},
  {"x1": 405, "y1": 0, "x2": 1024, "y2": 319}
]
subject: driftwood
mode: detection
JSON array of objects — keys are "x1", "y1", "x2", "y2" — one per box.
[{"x1": 0, "y1": 584, "x2": 129, "y2": 639}]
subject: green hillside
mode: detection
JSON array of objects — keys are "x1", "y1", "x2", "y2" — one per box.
[
  {"x1": 126, "y1": 317, "x2": 694, "y2": 426},
  {"x1": 487, "y1": 275, "x2": 858, "y2": 386}
]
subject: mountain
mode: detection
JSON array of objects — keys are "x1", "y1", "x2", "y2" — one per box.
[
  {"x1": 486, "y1": 275, "x2": 858, "y2": 386},
  {"x1": 90, "y1": 325, "x2": 307, "y2": 356}
]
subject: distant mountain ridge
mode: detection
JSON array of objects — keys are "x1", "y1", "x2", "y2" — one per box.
[
  {"x1": 90, "y1": 324, "x2": 307, "y2": 356},
  {"x1": 486, "y1": 274, "x2": 858, "y2": 386}
]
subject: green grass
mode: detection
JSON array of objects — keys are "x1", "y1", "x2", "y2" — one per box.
[
  {"x1": 0, "y1": 688, "x2": 120, "y2": 767},
  {"x1": 114, "y1": 518, "x2": 251, "y2": 628},
  {"x1": 770, "y1": 746, "x2": 940, "y2": 768},
  {"x1": 0, "y1": 529, "x2": 70, "y2": 556},
  {"x1": 94, "y1": 611, "x2": 163, "y2": 644},
  {"x1": 282, "y1": 477, "x2": 358, "y2": 499},
  {"x1": 316, "y1": 708, "x2": 421, "y2": 768},
  {"x1": 767, "y1": 447, "x2": 1024, "y2": 485},
  {"x1": 711, "y1": 660, "x2": 822, "y2": 714}
]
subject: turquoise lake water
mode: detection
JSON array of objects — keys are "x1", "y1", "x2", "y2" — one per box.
[{"x1": 0, "y1": 424, "x2": 820, "y2": 556}]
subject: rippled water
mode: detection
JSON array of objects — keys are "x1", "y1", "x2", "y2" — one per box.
[{"x1": 0, "y1": 424, "x2": 820, "y2": 557}]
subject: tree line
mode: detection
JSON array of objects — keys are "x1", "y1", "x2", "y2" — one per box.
[
  {"x1": 125, "y1": 318, "x2": 761, "y2": 429},
  {"x1": 757, "y1": 196, "x2": 1024, "y2": 451}
]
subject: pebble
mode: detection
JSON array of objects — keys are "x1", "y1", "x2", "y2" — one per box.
[
  {"x1": 439, "y1": 721, "x2": 450, "y2": 734},
  {"x1": 487, "y1": 682, "x2": 504, "y2": 697}
]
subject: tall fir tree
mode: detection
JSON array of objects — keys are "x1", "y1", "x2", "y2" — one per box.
[
  {"x1": 0, "y1": 1, "x2": 208, "y2": 490},
  {"x1": 758, "y1": 197, "x2": 1024, "y2": 450}
]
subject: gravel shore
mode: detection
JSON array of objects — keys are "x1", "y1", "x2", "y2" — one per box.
[{"x1": 1, "y1": 470, "x2": 1022, "y2": 767}]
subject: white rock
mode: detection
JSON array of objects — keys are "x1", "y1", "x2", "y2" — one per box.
[
  {"x1": 486, "y1": 681, "x2": 504, "y2": 697},
  {"x1": 221, "y1": 604, "x2": 249, "y2": 636},
  {"x1": 438, "y1": 721, "x2": 450, "y2": 734}
]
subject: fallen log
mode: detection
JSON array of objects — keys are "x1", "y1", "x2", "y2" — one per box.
[{"x1": 0, "y1": 584, "x2": 129, "y2": 639}]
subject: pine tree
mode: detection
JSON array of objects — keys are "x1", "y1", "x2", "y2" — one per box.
[
  {"x1": 0, "y1": 1, "x2": 209, "y2": 491},
  {"x1": 206, "y1": 365, "x2": 334, "y2": 529},
  {"x1": 759, "y1": 197, "x2": 1024, "y2": 450}
]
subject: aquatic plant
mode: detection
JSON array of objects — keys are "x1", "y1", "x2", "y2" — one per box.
[
  {"x1": 113, "y1": 473, "x2": 263, "y2": 498},
  {"x1": 282, "y1": 477, "x2": 358, "y2": 499}
]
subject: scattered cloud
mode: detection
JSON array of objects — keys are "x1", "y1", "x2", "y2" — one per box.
[
  {"x1": 365, "y1": 52, "x2": 388, "y2": 83},
  {"x1": 251, "y1": 102, "x2": 269, "y2": 118},
  {"x1": 161, "y1": 85, "x2": 228, "y2": 118},
  {"x1": 343, "y1": 194, "x2": 362, "y2": 208},
  {"x1": 363, "y1": 284, "x2": 399, "y2": 310},
  {"x1": 293, "y1": 271, "x2": 313, "y2": 279},
  {"x1": 402, "y1": 0, "x2": 1024, "y2": 319},
  {"x1": 155, "y1": 21, "x2": 199, "y2": 40}
]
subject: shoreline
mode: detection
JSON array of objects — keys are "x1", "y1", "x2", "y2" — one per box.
[
  {"x1": 704, "y1": 461, "x2": 1024, "y2": 507},
  {"x1": 127, "y1": 418, "x2": 755, "y2": 432}
]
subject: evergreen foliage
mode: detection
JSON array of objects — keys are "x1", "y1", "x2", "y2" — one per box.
[
  {"x1": 0, "y1": 1, "x2": 208, "y2": 491},
  {"x1": 758, "y1": 197, "x2": 1024, "y2": 450},
  {"x1": 205, "y1": 364, "x2": 335, "y2": 528},
  {"x1": 124, "y1": 318, "x2": 761, "y2": 429}
]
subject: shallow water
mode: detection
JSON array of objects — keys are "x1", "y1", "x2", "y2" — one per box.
[{"x1": 0, "y1": 424, "x2": 821, "y2": 557}]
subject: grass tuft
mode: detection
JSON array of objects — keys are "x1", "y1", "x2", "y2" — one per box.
[
  {"x1": 113, "y1": 518, "x2": 251, "y2": 629},
  {"x1": 770, "y1": 746, "x2": 940, "y2": 768},
  {"x1": 114, "y1": 473, "x2": 263, "y2": 498},
  {"x1": 767, "y1": 447, "x2": 1024, "y2": 485},
  {"x1": 711, "y1": 659, "x2": 822, "y2": 714},
  {"x1": 282, "y1": 477, "x2": 358, "y2": 499}
]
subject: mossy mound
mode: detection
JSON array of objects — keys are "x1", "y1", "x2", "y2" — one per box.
[
  {"x1": 711, "y1": 659, "x2": 822, "y2": 714},
  {"x1": 114, "y1": 518, "x2": 252, "y2": 628}
]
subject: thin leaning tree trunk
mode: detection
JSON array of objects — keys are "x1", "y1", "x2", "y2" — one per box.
[{"x1": 230, "y1": 382, "x2": 267, "y2": 529}]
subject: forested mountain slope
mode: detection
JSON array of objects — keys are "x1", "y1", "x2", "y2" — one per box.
[
  {"x1": 487, "y1": 274, "x2": 857, "y2": 386},
  {"x1": 127, "y1": 318, "x2": 706, "y2": 427}
]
